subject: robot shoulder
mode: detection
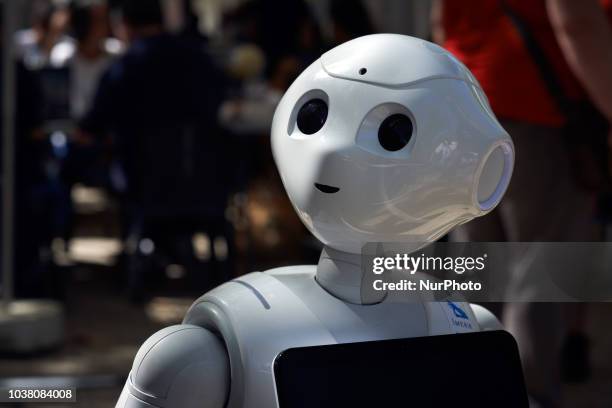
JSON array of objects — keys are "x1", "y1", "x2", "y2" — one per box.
[
  {"x1": 470, "y1": 303, "x2": 504, "y2": 331},
  {"x1": 116, "y1": 324, "x2": 229, "y2": 408}
]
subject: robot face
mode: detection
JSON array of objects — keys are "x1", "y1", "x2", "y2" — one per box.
[{"x1": 271, "y1": 34, "x2": 514, "y2": 253}]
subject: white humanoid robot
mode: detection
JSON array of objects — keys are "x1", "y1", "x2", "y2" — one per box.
[{"x1": 116, "y1": 34, "x2": 515, "y2": 408}]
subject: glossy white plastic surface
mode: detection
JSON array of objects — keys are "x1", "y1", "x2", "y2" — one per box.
[
  {"x1": 183, "y1": 266, "x2": 481, "y2": 408},
  {"x1": 272, "y1": 34, "x2": 514, "y2": 253},
  {"x1": 321, "y1": 34, "x2": 473, "y2": 87}
]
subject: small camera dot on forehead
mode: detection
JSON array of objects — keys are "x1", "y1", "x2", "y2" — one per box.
[{"x1": 359, "y1": 67, "x2": 367, "y2": 75}]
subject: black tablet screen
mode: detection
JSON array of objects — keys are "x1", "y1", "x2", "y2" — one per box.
[{"x1": 274, "y1": 330, "x2": 528, "y2": 408}]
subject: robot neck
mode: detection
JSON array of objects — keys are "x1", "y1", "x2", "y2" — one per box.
[{"x1": 316, "y1": 246, "x2": 385, "y2": 305}]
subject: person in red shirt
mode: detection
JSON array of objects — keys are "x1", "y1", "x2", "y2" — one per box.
[
  {"x1": 433, "y1": 1, "x2": 612, "y2": 407},
  {"x1": 434, "y1": 0, "x2": 612, "y2": 127}
]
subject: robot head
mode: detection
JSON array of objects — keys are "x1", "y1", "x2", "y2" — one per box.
[{"x1": 271, "y1": 34, "x2": 514, "y2": 254}]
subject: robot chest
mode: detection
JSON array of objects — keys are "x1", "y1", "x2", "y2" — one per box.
[{"x1": 185, "y1": 267, "x2": 480, "y2": 408}]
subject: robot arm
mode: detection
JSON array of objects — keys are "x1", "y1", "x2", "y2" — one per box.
[{"x1": 116, "y1": 324, "x2": 229, "y2": 408}]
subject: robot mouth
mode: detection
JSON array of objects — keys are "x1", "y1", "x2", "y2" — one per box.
[{"x1": 314, "y1": 183, "x2": 340, "y2": 194}]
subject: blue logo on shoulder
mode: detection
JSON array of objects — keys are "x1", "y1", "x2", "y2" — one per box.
[{"x1": 447, "y1": 301, "x2": 469, "y2": 320}]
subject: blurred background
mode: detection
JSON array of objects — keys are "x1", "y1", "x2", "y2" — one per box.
[{"x1": 0, "y1": 0, "x2": 611, "y2": 407}]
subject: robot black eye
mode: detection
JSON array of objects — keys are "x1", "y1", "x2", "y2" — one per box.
[
  {"x1": 297, "y1": 98, "x2": 328, "y2": 135},
  {"x1": 378, "y1": 113, "x2": 413, "y2": 152}
]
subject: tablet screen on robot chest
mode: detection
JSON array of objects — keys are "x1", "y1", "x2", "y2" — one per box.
[{"x1": 274, "y1": 330, "x2": 528, "y2": 407}]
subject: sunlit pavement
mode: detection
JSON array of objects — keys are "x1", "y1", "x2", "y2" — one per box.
[{"x1": 0, "y1": 267, "x2": 192, "y2": 407}]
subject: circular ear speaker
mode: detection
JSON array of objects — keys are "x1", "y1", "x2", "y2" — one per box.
[{"x1": 476, "y1": 142, "x2": 514, "y2": 211}]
